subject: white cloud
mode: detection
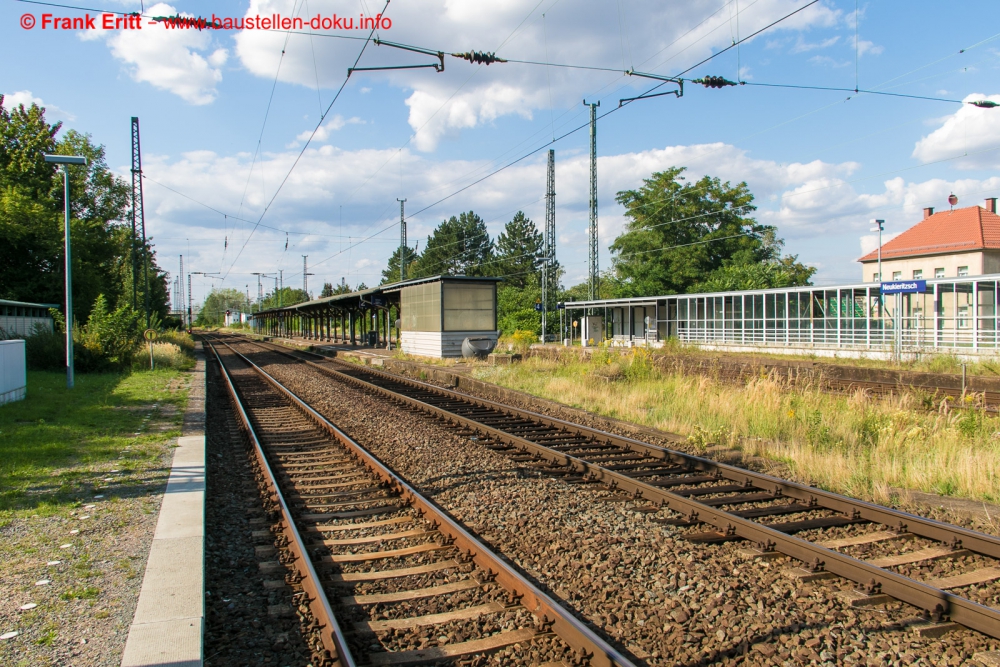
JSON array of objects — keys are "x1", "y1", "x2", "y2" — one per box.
[
  {"x1": 233, "y1": 0, "x2": 840, "y2": 151},
  {"x1": 790, "y1": 35, "x2": 840, "y2": 53},
  {"x1": 912, "y1": 94, "x2": 1000, "y2": 169},
  {"x1": 1, "y1": 90, "x2": 76, "y2": 121},
  {"x1": 84, "y1": 3, "x2": 228, "y2": 105},
  {"x1": 850, "y1": 34, "x2": 884, "y2": 57},
  {"x1": 808, "y1": 55, "x2": 850, "y2": 68},
  {"x1": 287, "y1": 116, "x2": 365, "y2": 147}
]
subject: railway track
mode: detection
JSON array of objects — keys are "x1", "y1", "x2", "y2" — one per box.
[
  {"x1": 206, "y1": 338, "x2": 634, "y2": 667},
  {"x1": 220, "y1": 333, "x2": 1000, "y2": 644}
]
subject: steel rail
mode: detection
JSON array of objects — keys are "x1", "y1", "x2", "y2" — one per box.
[
  {"x1": 226, "y1": 336, "x2": 1000, "y2": 641},
  {"x1": 207, "y1": 340, "x2": 355, "y2": 667},
  {"x1": 209, "y1": 337, "x2": 637, "y2": 667}
]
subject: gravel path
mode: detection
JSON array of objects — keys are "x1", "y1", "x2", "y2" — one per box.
[
  {"x1": 0, "y1": 379, "x2": 187, "y2": 667},
  {"x1": 229, "y1": 344, "x2": 1000, "y2": 666}
]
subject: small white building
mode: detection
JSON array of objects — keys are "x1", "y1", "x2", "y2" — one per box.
[
  {"x1": 0, "y1": 339, "x2": 27, "y2": 405},
  {"x1": 0, "y1": 299, "x2": 57, "y2": 337}
]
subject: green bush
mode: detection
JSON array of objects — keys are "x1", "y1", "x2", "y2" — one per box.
[
  {"x1": 24, "y1": 326, "x2": 65, "y2": 371},
  {"x1": 132, "y1": 342, "x2": 193, "y2": 371},
  {"x1": 157, "y1": 329, "x2": 194, "y2": 354},
  {"x1": 74, "y1": 295, "x2": 143, "y2": 372}
]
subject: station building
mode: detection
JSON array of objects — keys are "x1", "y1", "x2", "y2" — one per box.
[
  {"x1": 565, "y1": 199, "x2": 1000, "y2": 359},
  {"x1": 250, "y1": 275, "x2": 500, "y2": 358},
  {"x1": 858, "y1": 198, "x2": 1000, "y2": 281}
]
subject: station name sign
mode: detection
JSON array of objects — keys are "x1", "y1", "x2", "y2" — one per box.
[{"x1": 880, "y1": 280, "x2": 926, "y2": 294}]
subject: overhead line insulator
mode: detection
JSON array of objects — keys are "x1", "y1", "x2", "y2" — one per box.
[
  {"x1": 970, "y1": 100, "x2": 998, "y2": 109},
  {"x1": 692, "y1": 76, "x2": 739, "y2": 88},
  {"x1": 452, "y1": 51, "x2": 507, "y2": 65}
]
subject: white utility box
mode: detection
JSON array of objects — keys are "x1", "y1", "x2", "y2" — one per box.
[
  {"x1": 0, "y1": 339, "x2": 27, "y2": 405},
  {"x1": 581, "y1": 316, "x2": 604, "y2": 347}
]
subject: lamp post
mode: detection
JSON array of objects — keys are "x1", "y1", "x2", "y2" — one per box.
[
  {"x1": 44, "y1": 153, "x2": 88, "y2": 389},
  {"x1": 870, "y1": 219, "x2": 885, "y2": 282}
]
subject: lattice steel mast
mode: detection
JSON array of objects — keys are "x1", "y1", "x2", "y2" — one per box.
[
  {"x1": 398, "y1": 198, "x2": 407, "y2": 282},
  {"x1": 130, "y1": 117, "x2": 149, "y2": 324},
  {"x1": 583, "y1": 101, "x2": 599, "y2": 302},
  {"x1": 542, "y1": 149, "x2": 556, "y2": 340},
  {"x1": 302, "y1": 255, "x2": 314, "y2": 295}
]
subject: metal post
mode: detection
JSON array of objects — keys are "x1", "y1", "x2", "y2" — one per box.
[
  {"x1": 398, "y1": 198, "x2": 407, "y2": 282},
  {"x1": 62, "y1": 166, "x2": 74, "y2": 388},
  {"x1": 131, "y1": 117, "x2": 149, "y2": 326},
  {"x1": 543, "y1": 149, "x2": 556, "y2": 342},
  {"x1": 583, "y1": 101, "x2": 600, "y2": 304},
  {"x1": 187, "y1": 273, "x2": 192, "y2": 332},
  {"x1": 302, "y1": 256, "x2": 314, "y2": 296},
  {"x1": 179, "y1": 256, "x2": 184, "y2": 326},
  {"x1": 45, "y1": 154, "x2": 87, "y2": 388}
]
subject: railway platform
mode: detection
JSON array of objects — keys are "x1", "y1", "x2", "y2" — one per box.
[{"x1": 120, "y1": 343, "x2": 206, "y2": 667}]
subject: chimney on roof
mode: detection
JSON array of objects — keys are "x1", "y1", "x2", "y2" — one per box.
[
  {"x1": 987, "y1": 198, "x2": 998, "y2": 214},
  {"x1": 923, "y1": 207, "x2": 934, "y2": 219}
]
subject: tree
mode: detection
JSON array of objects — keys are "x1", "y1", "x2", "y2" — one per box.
[
  {"x1": 196, "y1": 288, "x2": 250, "y2": 326},
  {"x1": 380, "y1": 246, "x2": 418, "y2": 285},
  {"x1": 497, "y1": 273, "x2": 542, "y2": 335},
  {"x1": 260, "y1": 287, "x2": 309, "y2": 311},
  {"x1": 0, "y1": 96, "x2": 170, "y2": 322},
  {"x1": 412, "y1": 211, "x2": 493, "y2": 277},
  {"x1": 492, "y1": 211, "x2": 543, "y2": 288},
  {"x1": 691, "y1": 258, "x2": 815, "y2": 292},
  {"x1": 609, "y1": 167, "x2": 811, "y2": 296}
]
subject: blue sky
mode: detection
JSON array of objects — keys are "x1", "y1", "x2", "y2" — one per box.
[{"x1": 3, "y1": 0, "x2": 1000, "y2": 308}]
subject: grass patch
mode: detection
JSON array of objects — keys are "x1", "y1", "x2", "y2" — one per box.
[
  {"x1": 472, "y1": 351, "x2": 1000, "y2": 505},
  {"x1": 60, "y1": 585, "x2": 100, "y2": 600},
  {"x1": 0, "y1": 369, "x2": 188, "y2": 519}
]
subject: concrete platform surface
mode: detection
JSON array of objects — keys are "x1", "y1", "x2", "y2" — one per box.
[{"x1": 120, "y1": 346, "x2": 206, "y2": 667}]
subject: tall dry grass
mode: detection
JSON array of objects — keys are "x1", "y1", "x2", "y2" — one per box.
[{"x1": 472, "y1": 350, "x2": 1000, "y2": 504}]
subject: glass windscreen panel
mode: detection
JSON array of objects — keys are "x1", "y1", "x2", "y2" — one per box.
[
  {"x1": 401, "y1": 282, "x2": 442, "y2": 331},
  {"x1": 443, "y1": 282, "x2": 495, "y2": 331}
]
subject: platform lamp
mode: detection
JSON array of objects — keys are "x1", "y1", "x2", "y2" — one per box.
[
  {"x1": 870, "y1": 219, "x2": 885, "y2": 283},
  {"x1": 44, "y1": 153, "x2": 89, "y2": 389}
]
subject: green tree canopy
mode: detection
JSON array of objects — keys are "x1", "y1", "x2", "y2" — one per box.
[
  {"x1": 0, "y1": 96, "x2": 171, "y2": 322},
  {"x1": 321, "y1": 280, "x2": 353, "y2": 296},
  {"x1": 692, "y1": 252, "x2": 816, "y2": 293},
  {"x1": 196, "y1": 288, "x2": 251, "y2": 326},
  {"x1": 260, "y1": 287, "x2": 309, "y2": 310},
  {"x1": 492, "y1": 211, "x2": 543, "y2": 288},
  {"x1": 608, "y1": 167, "x2": 812, "y2": 296},
  {"x1": 380, "y1": 245, "x2": 418, "y2": 285},
  {"x1": 412, "y1": 211, "x2": 493, "y2": 277}
]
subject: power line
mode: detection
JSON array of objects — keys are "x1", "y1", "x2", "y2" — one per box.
[
  {"x1": 223, "y1": 0, "x2": 391, "y2": 279},
  {"x1": 739, "y1": 82, "x2": 965, "y2": 104}
]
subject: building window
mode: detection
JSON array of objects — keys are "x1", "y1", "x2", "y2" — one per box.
[
  {"x1": 958, "y1": 305, "x2": 970, "y2": 328},
  {"x1": 913, "y1": 270, "x2": 923, "y2": 280},
  {"x1": 935, "y1": 268, "x2": 945, "y2": 278},
  {"x1": 958, "y1": 266, "x2": 969, "y2": 277},
  {"x1": 892, "y1": 271, "x2": 902, "y2": 280},
  {"x1": 872, "y1": 272, "x2": 880, "y2": 282}
]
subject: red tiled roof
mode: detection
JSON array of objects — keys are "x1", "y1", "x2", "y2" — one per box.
[{"x1": 858, "y1": 205, "x2": 1000, "y2": 262}]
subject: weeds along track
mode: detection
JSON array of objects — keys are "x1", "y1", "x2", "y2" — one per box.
[
  {"x1": 222, "y1": 335, "x2": 1000, "y2": 644},
  {"x1": 205, "y1": 338, "x2": 633, "y2": 667}
]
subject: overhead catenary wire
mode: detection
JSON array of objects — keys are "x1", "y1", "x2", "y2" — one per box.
[{"x1": 223, "y1": 0, "x2": 391, "y2": 280}]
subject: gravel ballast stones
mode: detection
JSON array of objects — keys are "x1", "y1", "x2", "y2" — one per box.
[{"x1": 229, "y1": 343, "x2": 1000, "y2": 666}]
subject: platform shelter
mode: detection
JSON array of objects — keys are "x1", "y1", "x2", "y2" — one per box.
[
  {"x1": 563, "y1": 275, "x2": 1000, "y2": 359},
  {"x1": 250, "y1": 275, "x2": 500, "y2": 358},
  {"x1": 0, "y1": 299, "x2": 57, "y2": 337}
]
